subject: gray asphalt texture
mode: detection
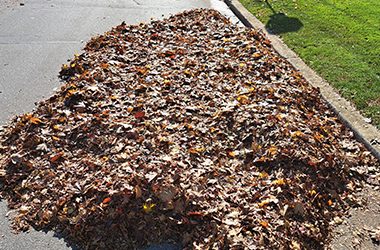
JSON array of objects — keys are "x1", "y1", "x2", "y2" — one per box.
[{"x1": 0, "y1": 0, "x2": 239, "y2": 249}]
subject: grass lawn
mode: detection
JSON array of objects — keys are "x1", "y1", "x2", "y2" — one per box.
[{"x1": 239, "y1": 0, "x2": 380, "y2": 128}]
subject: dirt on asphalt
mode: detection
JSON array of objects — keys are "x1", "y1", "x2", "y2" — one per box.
[{"x1": 331, "y1": 183, "x2": 380, "y2": 250}]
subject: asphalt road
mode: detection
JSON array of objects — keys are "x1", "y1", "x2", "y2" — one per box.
[{"x1": 0, "y1": 0, "x2": 239, "y2": 249}]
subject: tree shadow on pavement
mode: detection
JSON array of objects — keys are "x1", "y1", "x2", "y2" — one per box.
[{"x1": 264, "y1": 1, "x2": 303, "y2": 34}]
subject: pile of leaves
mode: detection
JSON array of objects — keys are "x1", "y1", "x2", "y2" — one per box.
[{"x1": 0, "y1": 9, "x2": 378, "y2": 250}]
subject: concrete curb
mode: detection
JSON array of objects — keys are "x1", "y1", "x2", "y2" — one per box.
[{"x1": 224, "y1": 0, "x2": 380, "y2": 161}]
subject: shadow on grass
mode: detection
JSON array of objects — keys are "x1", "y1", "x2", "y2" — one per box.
[{"x1": 264, "y1": 1, "x2": 303, "y2": 34}]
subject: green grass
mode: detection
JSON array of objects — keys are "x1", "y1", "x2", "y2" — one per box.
[{"x1": 239, "y1": 0, "x2": 380, "y2": 128}]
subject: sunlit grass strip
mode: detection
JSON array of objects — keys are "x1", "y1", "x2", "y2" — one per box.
[{"x1": 240, "y1": 0, "x2": 380, "y2": 128}]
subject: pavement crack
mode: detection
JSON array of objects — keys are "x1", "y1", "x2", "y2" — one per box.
[{"x1": 0, "y1": 41, "x2": 80, "y2": 44}]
